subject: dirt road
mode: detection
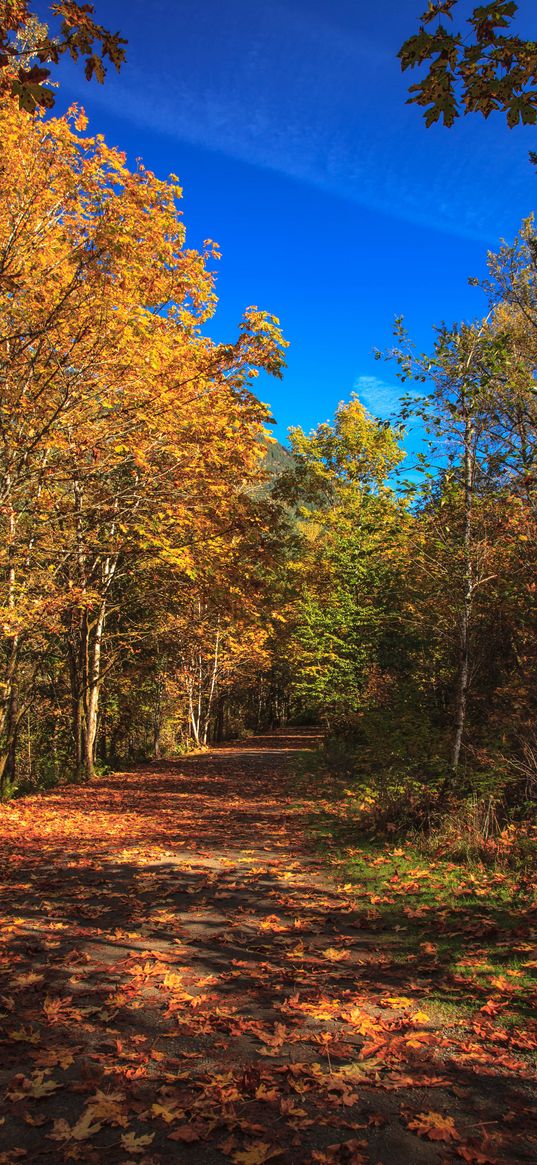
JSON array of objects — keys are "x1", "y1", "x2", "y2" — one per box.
[{"x1": 0, "y1": 729, "x2": 535, "y2": 1164}]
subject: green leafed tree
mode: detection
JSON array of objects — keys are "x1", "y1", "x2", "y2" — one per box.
[{"x1": 279, "y1": 397, "x2": 408, "y2": 727}]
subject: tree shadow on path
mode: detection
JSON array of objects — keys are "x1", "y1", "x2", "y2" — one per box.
[{"x1": 0, "y1": 728, "x2": 535, "y2": 1164}]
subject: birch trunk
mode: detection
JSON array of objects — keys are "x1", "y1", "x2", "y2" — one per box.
[
  {"x1": 451, "y1": 383, "x2": 475, "y2": 772},
  {"x1": 202, "y1": 626, "x2": 220, "y2": 745}
]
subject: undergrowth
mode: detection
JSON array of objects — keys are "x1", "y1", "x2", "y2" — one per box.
[{"x1": 293, "y1": 744, "x2": 537, "y2": 1023}]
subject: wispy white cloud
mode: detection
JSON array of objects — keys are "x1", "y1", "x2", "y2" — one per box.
[
  {"x1": 73, "y1": 0, "x2": 534, "y2": 244},
  {"x1": 354, "y1": 374, "x2": 429, "y2": 481},
  {"x1": 354, "y1": 374, "x2": 402, "y2": 419}
]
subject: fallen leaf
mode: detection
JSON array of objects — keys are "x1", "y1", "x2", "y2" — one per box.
[
  {"x1": 120, "y1": 1132, "x2": 155, "y2": 1154},
  {"x1": 407, "y1": 1110, "x2": 460, "y2": 1142},
  {"x1": 230, "y1": 1141, "x2": 284, "y2": 1164}
]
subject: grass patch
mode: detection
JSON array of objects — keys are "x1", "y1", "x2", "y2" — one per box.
[{"x1": 294, "y1": 750, "x2": 536, "y2": 1026}]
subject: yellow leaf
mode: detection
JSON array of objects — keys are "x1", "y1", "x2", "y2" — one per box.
[
  {"x1": 70, "y1": 1111, "x2": 104, "y2": 1142},
  {"x1": 151, "y1": 1101, "x2": 185, "y2": 1124},
  {"x1": 380, "y1": 995, "x2": 412, "y2": 1008},
  {"x1": 322, "y1": 947, "x2": 350, "y2": 961},
  {"x1": 407, "y1": 1110, "x2": 459, "y2": 1142},
  {"x1": 120, "y1": 1131, "x2": 155, "y2": 1154}
]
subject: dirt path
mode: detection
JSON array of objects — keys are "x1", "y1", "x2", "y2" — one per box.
[{"x1": 0, "y1": 729, "x2": 535, "y2": 1165}]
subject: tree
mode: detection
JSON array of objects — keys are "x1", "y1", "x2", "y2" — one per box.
[
  {"x1": 0, "y1": 96, "x2": 286, "y2": 788},
  {"x1": 0, "y1": 1, "x2": 126, "y2": 112},
  {"x1": 399, "y1": 1, "x2": 537, "y2": 131},
  {"x1": 387, "y1": 288, "x2": 537, "y2": 775},
  {"x1": 278, "y1": 398, "x2": 407, "y2": 727}
]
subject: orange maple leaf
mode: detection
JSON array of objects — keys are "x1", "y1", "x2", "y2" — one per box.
[
  {"x1": 311, "y1": 1138, "x2": 367, "y2": 1164},
  {"x1": 457, "y1": 1146, "x2": 500, "y2": 1164},
  {"x1": 407, "y1": 1110, "x2": 459, "y2": 1142},
  {"x1": 230, "y1": 1142, "x2": 284, "y2": 1165}
]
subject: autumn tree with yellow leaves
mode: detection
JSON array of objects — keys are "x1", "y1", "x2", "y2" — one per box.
[{"x1": 0, "y1": 96, "x2": 286, "y2": 789}]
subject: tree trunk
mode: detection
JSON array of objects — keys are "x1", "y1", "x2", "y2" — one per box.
[
  {"x1": 80, "y1": 600, "x2": 106, "y2": 781},
  {"x1": 82, "y1": 681, "x2": 99, "y2": 781},
  {"x1": 202, "y1": 627, "x2": 220, "y2": 745},
  {"x1": 0, "y1": 638, "x2": 20, "y2": 798},
  {"x1": 0, "y1": 494, "x2": 20, "y2": 796},
  {"x1": 5, "y1": 680, "x2": 19, "y2": 788},
  {"x1": 451, "y1": 598, "x2": 470, "y2": 772},
  {"x1": 450, "y1": 388, "x2": 474, "y2": 773},
  {"x1": 187, "y1": 678, "x2": 201, "y2": 747},
  {"x1": 152, "y1": 677, "x2": 163, "y2": 758}
]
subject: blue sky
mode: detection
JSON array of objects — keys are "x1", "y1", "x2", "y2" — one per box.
[{"x1": 44, "y1": 0, "x2": 536, "y2": 446}]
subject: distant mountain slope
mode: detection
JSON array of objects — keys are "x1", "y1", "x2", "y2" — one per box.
[{"x1": 261, "y1": 436, "x2": 295, "y2": 476}]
